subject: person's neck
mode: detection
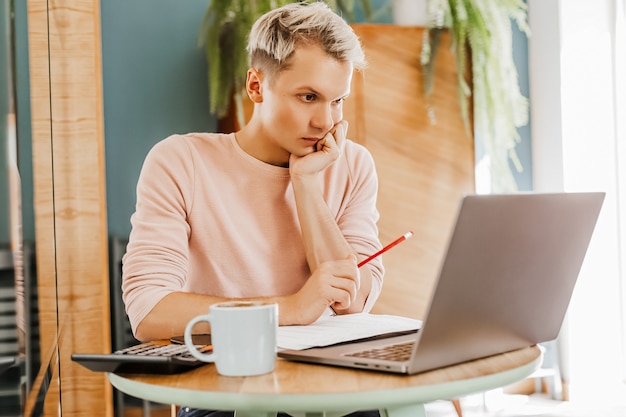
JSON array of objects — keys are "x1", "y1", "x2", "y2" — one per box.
[{"x1": 235, "y1": 121, "x2": 290, "y2": 167}]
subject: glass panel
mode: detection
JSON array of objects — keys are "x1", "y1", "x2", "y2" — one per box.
[
  {"x1": 2, "y1": 0, "x2": 57, "y2": 416},
  {"x1": 1, "y1": 1, "x2": 40, "y2": 416},
  {"x1": 22, "y1": 0, "x2": 59, "y2": 415}
]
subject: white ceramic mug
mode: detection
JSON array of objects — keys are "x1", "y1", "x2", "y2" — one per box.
[{"x1": 184, "y1": 300, "x2": 278, "y2": 376}]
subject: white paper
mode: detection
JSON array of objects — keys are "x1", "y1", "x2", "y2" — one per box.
[{"x1": 277, "y1": 313, "x2": 422, "y2": 350}]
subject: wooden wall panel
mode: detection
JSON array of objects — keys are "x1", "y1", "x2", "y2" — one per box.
[
  {"x1": 27, "y1": 0, "x2": 112, "y2": 416},
  {"x1": 344, "y1": 25, "x2": 475, "y2": 320}
]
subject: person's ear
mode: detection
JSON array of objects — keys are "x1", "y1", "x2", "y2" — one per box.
[{"x1": 246, "y1": 68, "x2": 264, "y2": 103}]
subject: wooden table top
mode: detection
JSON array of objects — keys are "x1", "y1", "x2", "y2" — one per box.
[{"x1": 108, "y1": 345, "x2": 542, "y2": 413}]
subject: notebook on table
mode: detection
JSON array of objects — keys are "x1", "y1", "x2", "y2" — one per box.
[{"x1": 278, "y1": 192, "x2": 605, "y2": 375}]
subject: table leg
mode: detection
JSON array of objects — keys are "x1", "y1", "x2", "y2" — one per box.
[{"x1": 381, "y1": 404, "x2": 427, "y2": 417}]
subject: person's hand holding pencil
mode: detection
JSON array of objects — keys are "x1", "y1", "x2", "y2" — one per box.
[
  {"x1": 328, "y1": 231, "x2": 413, "y2": 317},
  {"x1": 295, "y1": 231, "x2": 413, "y2": 321}
]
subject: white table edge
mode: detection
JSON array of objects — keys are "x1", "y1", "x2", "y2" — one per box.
[{"x1": 107, "y1": 351, "x2": 542, "y2": 413}]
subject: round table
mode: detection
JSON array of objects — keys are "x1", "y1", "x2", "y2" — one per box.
[{"x1": 108, "y1": 345, "x2": 542, "y2": 417}]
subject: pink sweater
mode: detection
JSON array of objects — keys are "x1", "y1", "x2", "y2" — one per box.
[{"x1": 122, "y1": 133, "x2": 383, "y2": 333}]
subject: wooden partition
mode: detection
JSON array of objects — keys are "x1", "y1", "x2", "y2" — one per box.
[
  {"x1": 343, "y1": 25, "x2": 475, "y2": 320},
  {"x1": 26, "y1": 0, "x2": 112, "y2": 416}
]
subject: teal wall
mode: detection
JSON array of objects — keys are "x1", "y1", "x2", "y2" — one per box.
[
  {"x1": 1, "y1": 0, "x2": 31, "y2": 245},
  {"x1": 0, "y1": 1, "x2": 10, "y2": 244},
  {"x1": 15, "y1": 0, "x2": 33, "y2": 243},
  {"x1": 101, "y1": 0, "x2": 215, "y2": 238},
  {"x1": 0, "y1": 0, "x2": 34, "y2": 245}
]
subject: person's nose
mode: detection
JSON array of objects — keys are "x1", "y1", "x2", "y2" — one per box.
[{"x1": 311, "y1": 104, "x2": 336, "y2": 133}]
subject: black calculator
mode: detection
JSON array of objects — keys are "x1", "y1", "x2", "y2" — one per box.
[{"x1": 71, "y1": 337, "x2": 211, "y2": 374}]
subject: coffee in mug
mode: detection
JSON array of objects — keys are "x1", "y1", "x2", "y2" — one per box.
[{"x1": 184, "y1": 300, "x2": 278, "y2": 376}]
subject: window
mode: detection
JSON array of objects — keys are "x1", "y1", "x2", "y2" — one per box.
[{"x1": 528, "y1": 0, "x2": 626, "y2": 403}]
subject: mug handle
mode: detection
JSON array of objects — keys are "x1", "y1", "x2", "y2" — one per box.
[{"x1": 184, "y1": 314, "x2": 216, "y2": 362}]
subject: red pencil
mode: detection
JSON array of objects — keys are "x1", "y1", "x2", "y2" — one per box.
[{"x1": 358, "y1": 231, "x2": 413, "y2": 268}]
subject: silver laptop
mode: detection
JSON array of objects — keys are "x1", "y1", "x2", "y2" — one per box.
[{"x1": 278, "y1": 192, "x2": 605, "y2": 375}]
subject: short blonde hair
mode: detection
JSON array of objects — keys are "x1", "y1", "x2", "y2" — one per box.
[{"x1": 247, "y1": 2, "x2": 366, "y2": 81}]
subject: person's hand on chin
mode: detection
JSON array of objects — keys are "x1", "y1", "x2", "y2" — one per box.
[{"x1": 289, "y1": 120, "x2": 348, "y2": 178}]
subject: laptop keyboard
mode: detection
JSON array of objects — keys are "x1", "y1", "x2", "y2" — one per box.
[{"x1": 345, "y1": 341, "x2": 415, "y2": 362}]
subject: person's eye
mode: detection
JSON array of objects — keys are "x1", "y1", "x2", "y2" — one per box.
[{"x1": 299, "y1": 93, "x2": 317, "y2": 102}]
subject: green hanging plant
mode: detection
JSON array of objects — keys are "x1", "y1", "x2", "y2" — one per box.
[
  {"x1": 198, "y1": 0, "x2": 374, "y2": 128},
  {"x1": 421, "y1": 0, "x2": 530, "y2": 192}
]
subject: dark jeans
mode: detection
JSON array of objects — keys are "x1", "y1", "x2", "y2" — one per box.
[{"x1": 177, "y1": 408, "x2": 381, "y2": 417}]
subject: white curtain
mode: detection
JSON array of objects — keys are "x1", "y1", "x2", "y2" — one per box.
[
  {"x1": 528, "y1": 0, "x2": 626, "y2": 404},
  {"x1": 615, "y1": 0, "x2": 626, "y2": 389}
]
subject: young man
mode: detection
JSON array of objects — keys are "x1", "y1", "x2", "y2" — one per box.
[{"x1": 123, "y1": 4, "x2": 382, "y2": 415}]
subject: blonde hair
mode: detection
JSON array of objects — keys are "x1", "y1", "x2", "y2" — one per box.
[{"x1": 247, "y1": 2, "x2": 366, "y2": 80}]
